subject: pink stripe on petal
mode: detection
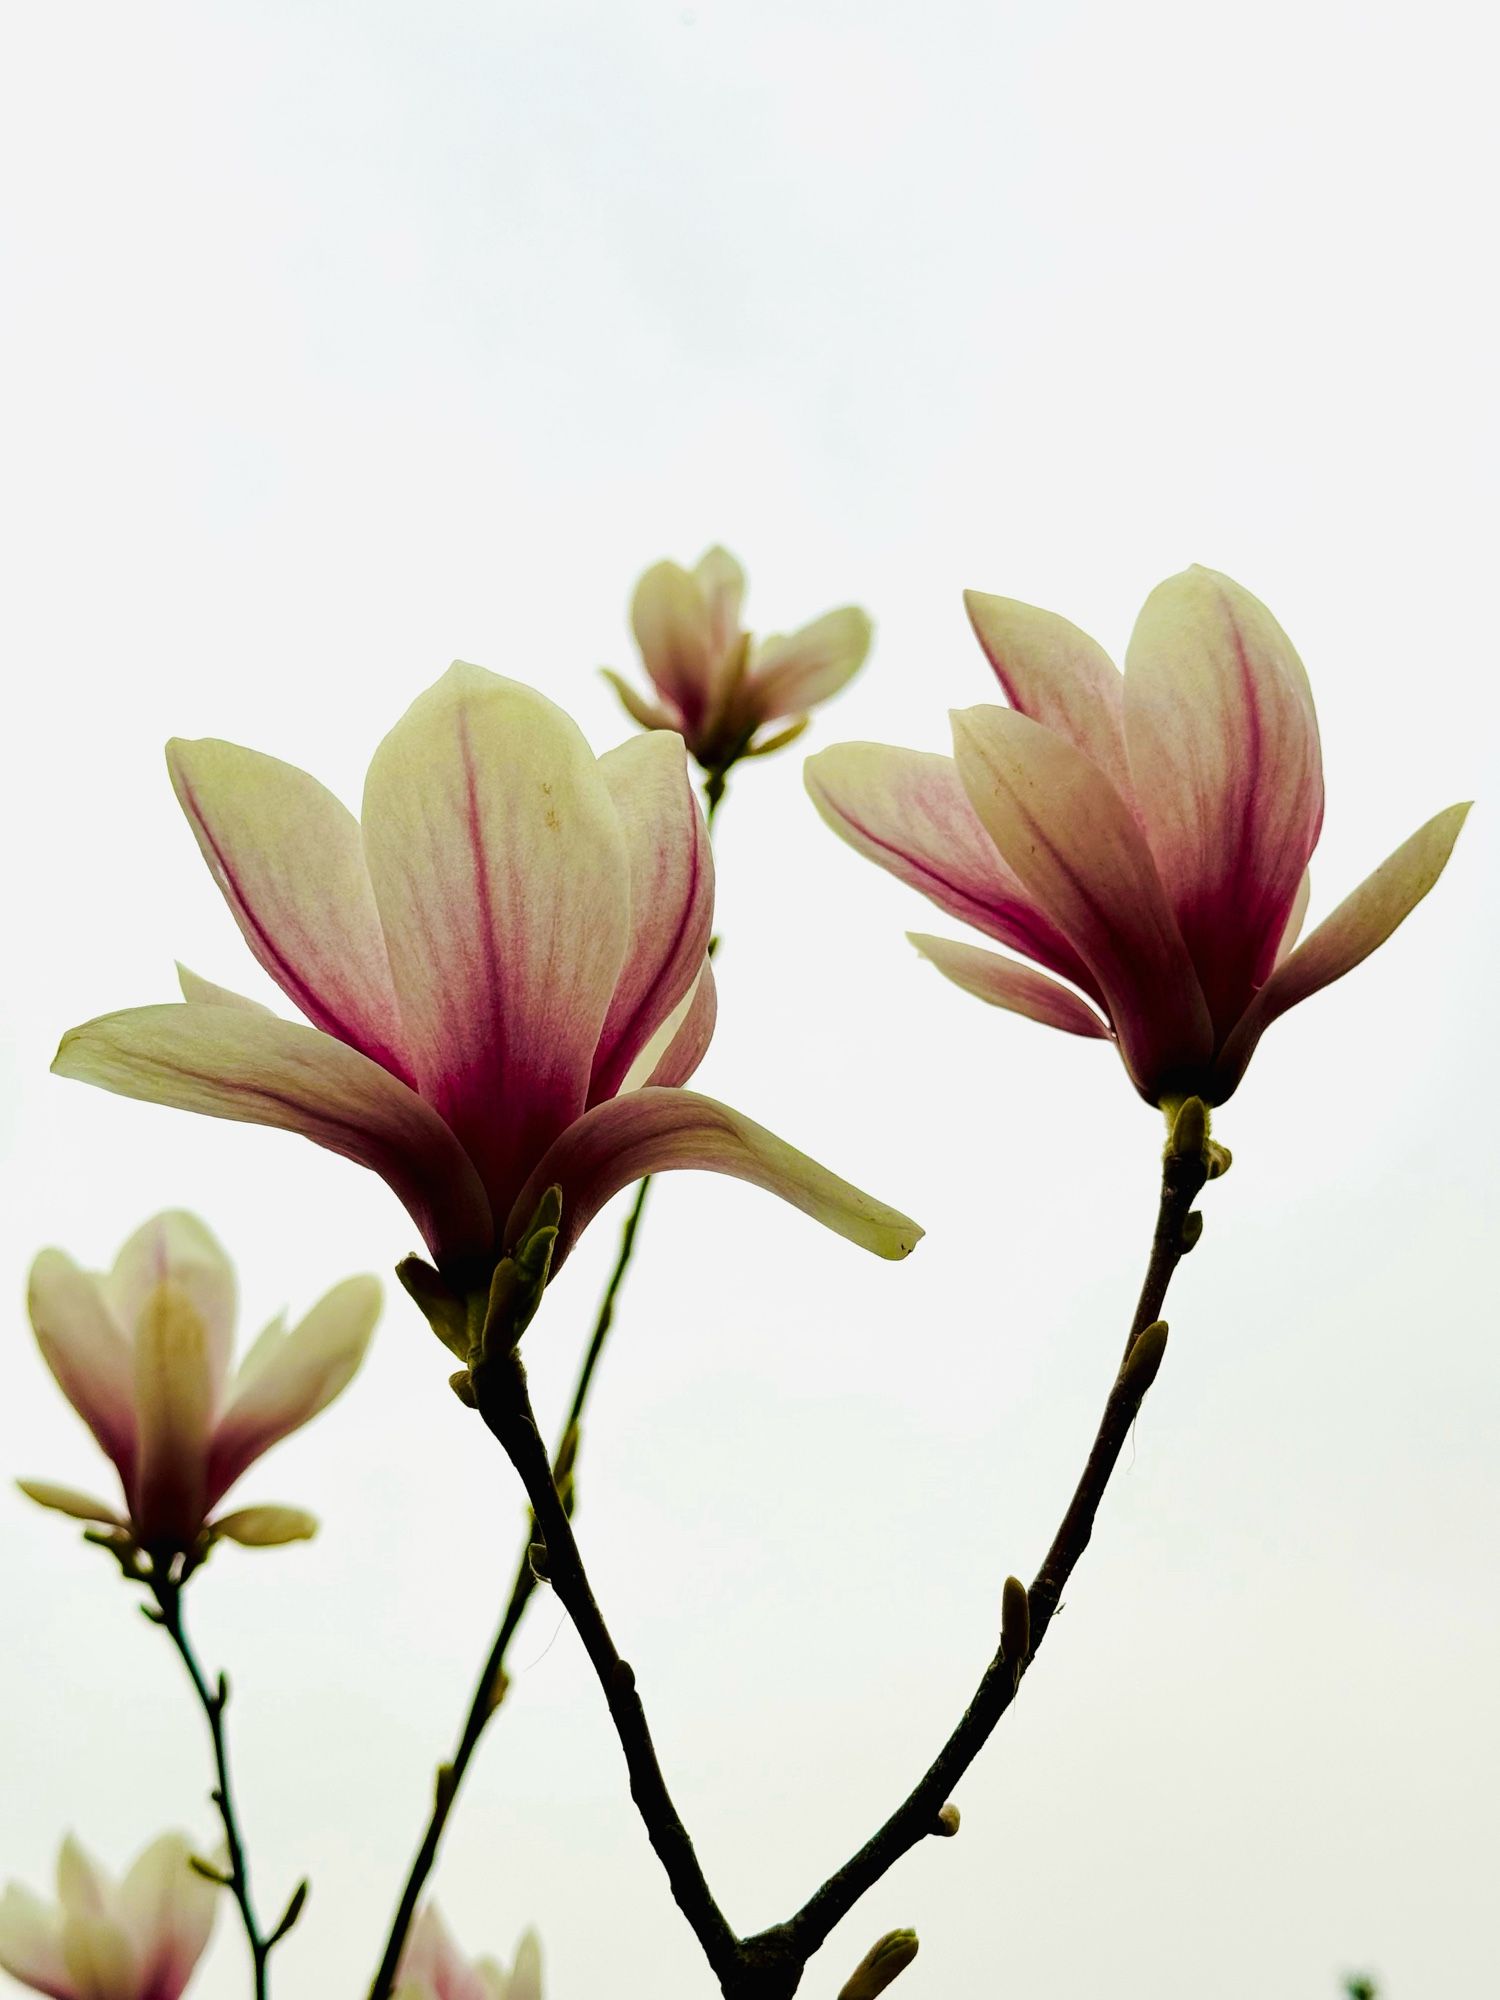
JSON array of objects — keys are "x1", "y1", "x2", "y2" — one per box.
[
  {"x1": 964, "y1": 590, "x2": 1133, "y2": 799},
  {"x1": 909, "y1": 933, "x2": 1114, "y2": 1039},
  {"x1": 506, "y1": 1087, "x2": 923, "y2": 1271},
  {"x1": 27, "y1": 1252, "x2": 138, "y2": 1491},
  {"x1": 631, "y1": 561, "x2": 720, "y2": 734},
  {"x1": 130, "y1": 1283, "x2": 214, "y2": 1549},
  {"x1": 1123, "y1": 567, "x2": 1324, "y2": 1034},
  {"x1": 119, "y1": 1834, "x2": 218, "y2": 2000},
  {"x1": 53, "y1": 1005, "x2": 493, "y2": 1268},
  {"x1": 168, "y1": 738, "x2": 414, "y2": 1082}
]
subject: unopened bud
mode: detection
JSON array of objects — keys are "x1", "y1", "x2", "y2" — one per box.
[
  {"x1": 1205, "y1": 1139, "x2": 1232, "y2": 1179},
  {"x1": 1180, "y1": 1210, "x2": 1204, "y2": 1252},
  {"x1": 396, "y1": 1256, "x2": 469, "y2": 1358},
  {"x1": 484, "y1": 1667, "x2": 511, "y2": 1717},
  {"x1": 449, "y1": 1368, "x2": 477, "y2": 1408},
  {"x1": 1001, "y1": 1575, "x2": 1030, "y2": 1669},
  {"x1": 1120, "y1": 1319, "x2": 1169, "y2": 1395},
  {"x1": 932, "y1": 1803, "x2": 961, "y2": 1837},
  {"x1": 482, "y1": 1186, "x2": 564, "y2": 1357},
  {"x1": 1166, "y1": 1095, "x2": 1208, "y2": 1162},
  {"x1": 839, "y1": 1929, "x2": 919, "y2": 1999}
]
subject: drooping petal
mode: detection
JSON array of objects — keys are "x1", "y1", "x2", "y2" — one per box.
[
  {"x1": 52, "y1": 1005, "x2": 493, "y2": 1268},
  {"x1": 590, "y1": 734, "x2": 714, "y2": 1103},
  {"x1": 27, "y1": 1251, "x2": 137, "y2": 1488},
  {"x1": 16, "y1": 1480, "x2": 125, "y2": 1526},
  {"x1": 952, "y1": 705, "x2": 1213, "y2": 1099},
  {"x1": 102, "y1": 1212, "x2": 237, "y2": 1410},
  {"x1": 361, "y1": 664, "x2": 630, "y2": 1222},
  {"x1": 175, "y1": 963, "x2": 276, "y2": 1014},
  {"x1": 750, "y1": 608, "x2": 873, "y2": 723},
  {"x1": 631, "y1": 561, "x2": 719, "y2": 734},
  {"x1": 0, "y1": 1883, "x2": 71, "y2": 1999},
  {"x1": 206, "y1": 1275, "x2": 380, "y2": 1505},
  {"x1": 1212, "y1": 802, "x2": 1471, "y2": 1100},
  {"x1": 963, "y1": 590, "x2": 1133, "y2": 798},
  {"x1": 211, "y1": 1505, "x2": 318, "y2": 1546},
  {"x1": 1123, "y1": 567, "x2": 1324, "y2": 1032},
  {"x1": 167, "y1": 737, "x2": 413, "y2": 1081},
  {"x1": 804, "y1": 742, "x2": 1100, "y2": 993},
  {"x1": 506, "y1": 1087, "x2": 923, "y2": 1270},
  {"x1": 118, "y1": 1834, "x2": 218, "y2": 2000},
  {"x1": 131, "y1": 1282, "x2": 214, "y2": 1548},
  {"x1": 599, "y1": 668, "x2": 679, "y2": 735},
  {"x1": 908, "y1": 933, "x2": 1114, "y2": 1039},
  {"x1": 632, "y1": 957, "x2": 717, "y2": 1091},
  {"x1": 61, "y1": 1914, "x2": 137, "y2": 2000}
]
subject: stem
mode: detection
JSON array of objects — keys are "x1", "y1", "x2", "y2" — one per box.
[{"x1": 150, "y1": 1577, "x2": 273, "y2": 2000}]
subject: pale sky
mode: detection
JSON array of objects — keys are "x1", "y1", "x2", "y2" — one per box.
[{"x1": 1, "y1": 4, "x2": 1495, "y2": 1997}]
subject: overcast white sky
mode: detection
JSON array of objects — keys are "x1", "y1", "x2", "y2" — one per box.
[{"x1": 1, "y1": 4, "x2": 1495, "y2": 1997}]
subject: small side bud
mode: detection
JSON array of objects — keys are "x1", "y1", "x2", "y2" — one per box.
[
  {"x1": 396, "y1": 1255, "x2": 470, "y2": 1358},
  {"x1": 839, "y1": 1928, "x2": 919, "y2": 1999},
  {"x1": 1165, "y1": 1095, "x2": 1208, "y2": 1162},
  {"x1": 484, "y1": 1667, "x2": 511, "y2": 1717},
  {"x1": 434, "y1": 1764, "x2": 456, "y2": 1812},
  {"x1": 527, "y1": 1540, "x2": 550, "y2": 1582},
  {"x1": 188, "y1": 1855, "x2": 234, "y2": 1887},
  {"x1": 932, "y1": 1803, "x2": 961, "y2": 1837},
  {"x1": 1120, "y1": 1319, "x2": 1169, "y2": 1395},
  {"x1": 481, "y1": 1186, "x2": 564, "y2": 1358},
  {"x1": 1205, "y1": 1140, "x2": 1232, "y2": 1179},
  {"x1": 1001, "y1": 1575, "x2": 1030, "y2": 1670},
  {"x1": 449, "y1": 1368, "x2": 477, "y2": 1408},
  {"x1": 266, "y1": 1878, "x2": 309, "y2": 1946},
  {"x1": 1180, "y1": 1210, "x2": 1204, "y2": 1253}
]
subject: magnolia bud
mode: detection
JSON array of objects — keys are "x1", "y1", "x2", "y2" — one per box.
[
  {"x1": 1166, "y1": 1095, "x2": 1208, "y2": 1161},
  {"x1": 1001, "y1": 1575, "x2": 1030, "y2": 1669},
  {"x1": 396, "y1": 1256, "x2": 469, "y2": 1358},
  {"x1": 838, "y1": 1929, "x2": 919, "y2": 1999},
  {"x1": 932, "y1": 1803, "x2": 961, "y2": 1837},
  {"x1": 1180, "y1": 1210, "x2": 1204, "y2": 1252},
  {"x1": 1120, "y1": 1320, "x2": 1169, "y2": 1395}
]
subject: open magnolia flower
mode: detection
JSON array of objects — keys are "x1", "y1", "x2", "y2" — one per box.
[
  {"x1": 808, "y1": 566, "x2": 1469, "y2": 1106},
  {"x1": 54, "y1": 666, "x2": 918, "y2": 1297},
  {"x1": 23, "y1": 1210, "x2": 378, "y2": 1559},
  {"x1": 0, "y1": 1832, "x2": 217, "y2": 2000},
  {"x1": 604, "y1": 546, "x2": 873, "y2": 778},
  {"x1": 395, "y1": 1904, "x2": 541, "y2": 2000}
]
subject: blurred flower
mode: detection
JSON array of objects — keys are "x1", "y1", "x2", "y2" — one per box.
[
  {"x1": 54, "y1": 666, "x2": 919, "y2": 1292},
  {"x1": 22, "y1": 1210, "x2": 378, "y2": 1560},
  {"x1": 0, "y1": 1832, "x2": 217, "y2": 2000},
  {"x1": 808, "y1": 567, "x2": 1469, "y2": 1106},
  {"x1": 604, "y1": 546, "x2": 872, "y2": 780},
  {"x1": 395, "y1": 1904, "x2": 540, "y2": 2000}
]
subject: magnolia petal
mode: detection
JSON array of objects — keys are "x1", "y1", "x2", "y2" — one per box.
[
  {"x1": 751, "y1": 608, "x2": 873, "y2": 723},
  {"x1": 952, "y1": 704, "x2": 1213, "y2": 1099},
  {"x1": 909, "y1": 933, "x2": 1113, "y2": 1039},
  {"x1": 637, "y1": 957, "x2": 717, "y2": 1090},
  {"x1": 631, "y1": 560, "x2": 719, "y2": 733},
  {"x1": 507, "y1": 1930, "x2": 543, "y2": 2000},
  {"x1": 805, "y1": 741, "x2": 1099, "y2": 993},
  {"x1": 211, "y1": 1505, "x2": 318, "y2": 1546},
  {"x1": 0, "y1": 1883, "x2": 71, "y2": 1999},
  {"x1": 167, "y1": 737, "x2": 413, "y2": 1080},
  {"x1": 963, "y1": 590, "x2": 1133, "y2": 798},
  {"x1": 132, "y1": 1283, "x2": 214, "y2": 1549},
  {"x1": 175, "y1": 963, "x2": 275, "y2": 1014},
  {"x1": 398, "y1": 1905, "x2": 495, "y2": 2000},
  {"x1": 28, "y1": 1251, "x2": 137, "y2": 1487},
  {"x1": 362, "y1": 663, "x2": 630, "y2": 1222},
  {"x1": 119, "y1": 1834, "x2": 218, "y2": 2000},
  {"x1": 61, "y1": 1913, "x2": 137, "y2": 2000},
  {"x1": 16, "y1": 1480, "x2": 125, "y2": 1526},
  {"x1": 207, "y1": 1275, "x2": 380, "y2": 1505},
  {"x1": 1275, "y1": 869, "x2": 1312, "y2": 968},
  {"x1": 694, "y1": 545, "x2": 748, "y2": 660},
  {"x1": 1123, "y1": 567, "x2": 1324, "y2": 1033},
  {"x1": 102, "y1": 1212, "x2": 237, "y2": 1409},
  {"x1": 745, "y1": 716, "x2": 811, "y2": 759},
  {"x1": 600, "y1": 668, "x2": 678, "y2": 734},
  {"x1": 506, "y1": 1087, "x2": 923, "y2": 1270},
  {"x1": 52, "y1": 1005, "x2": 493, "y2": 1268},
  {"x1": 591, "y1": 734, "x2": 714, "y2": 1103},
  {"x1": 56, "y1": 1839, "x2": 109, "y2": 1921},
  {"x1": 1213, "y1": 802, "x2": 1471, "y2": 1100}
]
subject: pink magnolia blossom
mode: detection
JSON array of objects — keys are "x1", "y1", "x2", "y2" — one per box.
[
  {"x1": 807, "y1": 567, "x2": 1469, "y2": 1106},
  {"x1": 604, "y1": 547, "x2": 872, "y2": 776},
  {"x1": 395, "y1": 1904, "x2": 540, "y2": 2000},
  {"x1": 54, "y1": 666, "x2": 918, "y2": 1291},
  {"x1": 22, "y1": 1210, "x2": 378, "y2": 1559},
  {"x1": 0, "y1": 1832, "x2": 218, "y2": 2000}
]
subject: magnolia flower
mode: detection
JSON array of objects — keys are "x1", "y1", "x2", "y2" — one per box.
[
  {"x1": 395, "y1": 1904, "x2": 540, "y2": 2000},
  {"x1": 0, "y1": 1832, "x2": 217, "y2": 2000},
  {"x1": 604, "y1": 546, "x2": 873, "y2": 777},
  {"x1": 808, "y1": 567, "x2": 1469, "y2": 1106},
  {"x1": 54, "y1": 667, "x2": 918, "y2": 1297},
  {"x1": 23, "y1": 1210, "x2": 378, "y2": 1560}
]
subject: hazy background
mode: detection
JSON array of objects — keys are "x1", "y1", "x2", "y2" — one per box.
[{"x1": 1, "y1": 4, "x2": 1495, "y2": 1995}]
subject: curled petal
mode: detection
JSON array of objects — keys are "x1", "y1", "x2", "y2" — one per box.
[
  {"x1": 1123, "y1": 567, "x2": 1324, "y2": 1031},
  {"x1": 633, "y1": 957, "x2": 717, "y2": 1091},
  {"x1": 362, "y1": 664, "x2": 629, "y2": 1221},
  {"x1": 102, "y1": 1212, "x2": 237, "y2": 1410},
  {"x1": 28, "y1": 1251, "x2": 137, "y2": 1488},
  {"x1": 506, "y1": 1087, "x2": 923, "y2": 1270},
  {"x1": 0, "y1": 1883, "x2": 70, "y2": 1999},
  {"x1": 175, "y1": 963, "x2": 275, "y2": 1014},
  {"x1": 167, "y1": 737, "x2": 413, "y2": 1080},
  {"x1": 119, "y1": 1834, "x2": 218, "y2": 2000},
  {"x1": 52, "y1": 1005, "x2": 493, "y2": 1268},
  {"x1": 1213, "y1": 802, "x2": 1471, "y2": 1100},
  {"x1": 211, "y1": 1505, "x2": 319, "y2": 1546},
  {"x1": 132, "y1": 1283, "x2": 214, "y2": 1548},
  {"x1": 631, "y1": 561, "x2": 719, "y2": 734},
  {"x1": 600, "y1": 668, "x2": 678, "y2": 734},
  {"x1": 952, "y1": 704, "x2": 1213, "y2": 1098},
  {"x1": 909, "y1": 933, "x2": 1113, "y2": 1039},
  {"x1": 964, "y1": 590, "x2": 1132, "y2": 798},
  {"x1": 805, "y1": 742, "x2": 1098, "y2": 992},
  {"x1": 591, "y1": 734, "x2": 714, "y2": 1103},
  {"x1": 16, "y1": 1480, "x2": 125, "y2": 1526},
  {"x1": 207, "y1": 1275, "x2": 380, "y2": 1506},
  {"x1": 751, "y1": 608, "x2": 873, "y2": 723}
]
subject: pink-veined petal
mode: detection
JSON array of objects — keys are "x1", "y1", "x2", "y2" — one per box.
[
  {"x1": 590, "y1": 734, "x2": 714, "y2": 1103},
  {"x1": 1123, "y1": 567, "x2": 1324, "y2": 1033},
  {"x1": 131, "y1": 1283, "x2": 214, "y2": 1548},
  {"x1": 633, "y1": 957, "x2": 717, "y2": 1091},
  {"x1": 631, "y1": 561, "x2": 719, "y2": 735},
  {"x1": 52, "y1": 1005, "x2": 493, "y2": 1269},
  {"x1": 210, "y1": 1505, "x2": 318, "y2": 1546},
  {"x1": 175, "y1": 963, "x2": 276, "y2": 1014},
  {"x1": 119, "y1": 1834, "x2": 218, "y2": 2000},
  {"x1": 952, "y1": 704, "x2": 1213, "y2": 1100},
  {"x1": 0, "y1": 1883, "x2": 71, "y2": 1999},
  {"x1": 506, "y1": 1087, "x2": 922, "y2": 1270},
  {"x1": 167, "y1": 737, "x2": 413, "y2": 1081},
  {"x1": 16, "y1": 1480, "x2": 125, "y2": 1526},
  {"x1": 908, "y1": 933, "x2": 1114, "y2": 1039},
  {"x1": 101, "y1": 1212, "x2": 237, "y2": 1411},
  {"x1": 963, "y1": 589, "x2": 1133, "y2": 799},
  {"x1": 1212, "y1": 802, "x2": 1471, "y2": 1100},
  {"x1": 206, "y1": 1275, "x2": 379, "y2": 1506},
  {"x1": 750, "y1": 608, "x2": 873, "y2": 724},
  {"x1": 27, "y1": 1252, "x2": 137, "y2": 1490},
  {"x1": 600, "y1": 669, "x2": 680, "y2": 735},
  {"x1": 361, "y1": 664, "x2": 630, "y2": 1223},
  {"x1": 804, "y1": 742, "x2": 1100, "y2": 995}
]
